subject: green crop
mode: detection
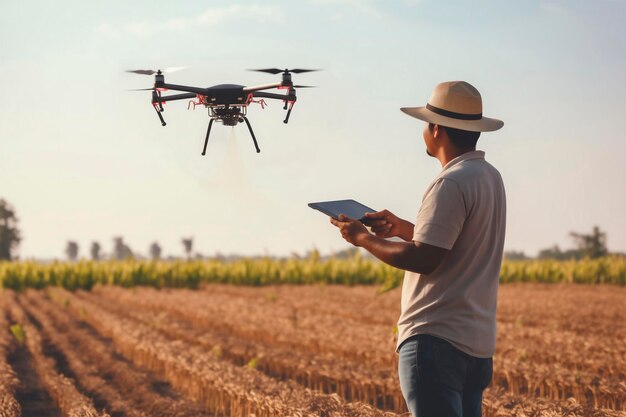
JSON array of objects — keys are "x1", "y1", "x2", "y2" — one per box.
[
  {"x1": 10, "y1": 324, "x2": 25, "y2": 345},
  {"x1": 0, "y1": 255, "x2": 624, "y2": 291}
]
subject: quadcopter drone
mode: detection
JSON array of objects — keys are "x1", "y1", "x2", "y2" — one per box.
[{"x1": 127, "y1": 67, "x2": 318, "y2": 155}]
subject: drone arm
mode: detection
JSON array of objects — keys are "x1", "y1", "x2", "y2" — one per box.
[
  {"x1": 243, "y1": 82, "x2": 283, "y2": 93},
  {"x1": 251, "y1": 91, "x2": 297, "y2": 123},
  {"x1": 251, "y1": 91, "x2": 297, "y2": 101},
  {"x1": 159, "y1": 83, "x2": 208, "y2": 95},
  {"x1": 153, "y1": 92, "x2": 197, "y2": 103}
]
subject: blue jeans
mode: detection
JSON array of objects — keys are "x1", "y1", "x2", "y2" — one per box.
[{"x1": 398, "y1": 334, "x2": 493, "y2": 417}]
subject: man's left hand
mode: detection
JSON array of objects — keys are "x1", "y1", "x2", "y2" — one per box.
[{"x1": 330, "y1": 214, "x2": 371, "y2": 247}]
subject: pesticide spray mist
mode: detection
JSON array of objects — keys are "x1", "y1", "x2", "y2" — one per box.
[
  {"x1": 218, "y1": 128, "x2": 248, "y2": 192},
  {"x1": 210, "y1": 128, "x2": 268, "y2": 206}
]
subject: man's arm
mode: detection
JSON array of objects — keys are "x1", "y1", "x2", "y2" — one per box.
[
  {"x1": 331, "y1": 215, "x2": 449, "y2": 274},
  {"x1": 359, "y1": 234, "x2": 449, "y2": 275}
]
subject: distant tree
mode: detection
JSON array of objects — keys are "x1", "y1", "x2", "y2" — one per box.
[
  {"x1": 570, "y1": 226, "x2": 608, "y2": 259},
  {"x1": 149, "y1": 242, "x2": 162, "y2": 261},
  {"x1": 537, "y1": 245, "x2": 582, "y2": 261},
  {"x1": 112, "y1": 237, "x2": 134, "y2": 260},
  {"x1": 0, "y1": 199, "x2": 21, "y2": 261},
  {"x1": 182, "y1": 237, "x2": 193, "y2": 260},
  {"x1": 90, "y1": 241, "x2": 101, "y2": 261},
  {"x1": 65, "y1": 241, "x2": 79, "y2": 261},
  {"x1": 504, "y1": 250, "x2": 529, "y2": 260},
  {"x1": 538, "y1": 245, "x2": 562, "y2": 260}
]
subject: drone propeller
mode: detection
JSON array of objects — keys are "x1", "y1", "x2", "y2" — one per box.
[
  {"x1": 293, "y1": 85, "x2": 316, "y2": 88},
  {"x1": 249, "y1": 68, "x2": 320, "y2": 74},
  {"x1": 289, "y1": 69, "x2": 319, "y2": 74},
  {"x1": 126, "y1": 66, "x2": 187, "y2": 75},
  {"x1": 127, "y1": 87, "x2": 155, "y2": 91}
]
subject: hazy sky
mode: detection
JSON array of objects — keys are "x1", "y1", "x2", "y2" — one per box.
[{"x1": 1, "y1": 0, "x2": 625, "y2": 259}]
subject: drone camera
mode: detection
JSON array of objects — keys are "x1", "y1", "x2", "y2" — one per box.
[{"x1": 212, "y1": 107, "x2": 244, "y2": 126}]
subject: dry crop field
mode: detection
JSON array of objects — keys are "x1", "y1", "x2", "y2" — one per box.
[{"x1": 1, "y1": 283, "x2": 625, "y2": 417}]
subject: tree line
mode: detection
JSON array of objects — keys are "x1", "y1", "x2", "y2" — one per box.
[
  {"x1": 0, "y1": 198, "x2": 196, "y2": 261},
  {"x1": 64, "y1": 237, "x2": 196, "y2": 261},
  {"x1": 505, "y1": 226, "x2": 615, "y2": 260}
]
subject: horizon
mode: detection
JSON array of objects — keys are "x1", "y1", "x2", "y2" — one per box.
[{"x1": 10, "y1": 228, "x2": 622, "y2": 262}]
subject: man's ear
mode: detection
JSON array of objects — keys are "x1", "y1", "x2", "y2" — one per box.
[
  {"x1": 432, "y1": 124, "x2": 448, "y2": 142},
  {"x1": 432, "y1": 124, "x2": 440, "y2": 139}
]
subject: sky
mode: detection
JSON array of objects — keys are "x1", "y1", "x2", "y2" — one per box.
[{"x1": 1, "y1": 0, "x2": 625, "y2": 259}]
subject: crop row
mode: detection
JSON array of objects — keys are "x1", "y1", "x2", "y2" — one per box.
[
  {"x1": 92, "y1": 285, "x2": 626, "y2": 374},
  {"x1": 3, "y1": 286, "x2": 624, "y2": 416},
  {"x1": 89, "y1": 286, "x2": 398, "y2": 369},
  {"x1": 0, "y1": 293, "x2": 20, "y2": 417},
  {"x1": 25, "y1": 289, "x2": 217, "y2": 417},
  {"x1": 1, "y1": 255, "x2": 625, "y2": 290},
  {"x1": 72, "y1": 288, "x2": 404, "y2": 412},
  {"x1": 2, "y1": 290, "x2": 108, "y2": 417},
  {"x1": 48, "y1": 287, "x2": 400, "y2": 417},
  {"x1": 83, "y1": 285, "x2": 626, "y2": 411},
  {"x1": 24, "y1": 295, "x2": 149, "y2": 417},
  {"x1": 482, "y1": 388, "x2": 626, "y2": 417}
]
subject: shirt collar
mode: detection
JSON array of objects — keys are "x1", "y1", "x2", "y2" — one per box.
[{"x1": 441, "y1": 150, "x2": 485, "y2": 172}]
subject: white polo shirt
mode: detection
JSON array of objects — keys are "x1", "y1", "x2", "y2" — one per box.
[{"x1": 396, "y1": 150, "x2": 506, "y2": 358}]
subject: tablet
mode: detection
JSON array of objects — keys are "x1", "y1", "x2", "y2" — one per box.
[{"x1": 308, "y1": 199, "x2": 376, "y2": 224}]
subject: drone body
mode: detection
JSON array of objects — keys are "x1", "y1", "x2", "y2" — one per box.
[{"x1": 127, "y1": 68, "x2": 317, "y2": 155}]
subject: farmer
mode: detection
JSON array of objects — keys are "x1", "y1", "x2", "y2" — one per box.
[{"x1": 330, "y1": 81, "x2": 505, "y2": 417}]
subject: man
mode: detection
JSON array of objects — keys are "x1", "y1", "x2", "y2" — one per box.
[{"x1": 330, "y1": 81, "x2": 505, "y2": 417}]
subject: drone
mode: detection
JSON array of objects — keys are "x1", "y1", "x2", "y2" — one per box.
[{"x1": 127, "y1": 67, "x2": 318, "y2": 155}]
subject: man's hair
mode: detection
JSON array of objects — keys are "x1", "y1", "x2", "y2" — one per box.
[{"x1": 429, "y1": 123, "x2": 480, "y2": 149}]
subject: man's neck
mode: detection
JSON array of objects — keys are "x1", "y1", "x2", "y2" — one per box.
[{"x1": 436, "y1": 147, "x2": 476, "y2": 167}]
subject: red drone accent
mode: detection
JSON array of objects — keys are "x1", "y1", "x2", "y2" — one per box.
[
  {"x1": 246, "y1": 93, "x2": 268, "y2": 109},
  {"x1": 187, "y1": 95, "x2": 206, "y2": 110}
]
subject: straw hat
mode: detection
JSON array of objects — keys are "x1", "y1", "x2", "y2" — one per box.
[{"x1": 401, "y1": 81, "x2": 503, "y2": 132}]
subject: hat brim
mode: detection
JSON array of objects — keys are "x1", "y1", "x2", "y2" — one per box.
[{"x1": 400, "y1": 106, "x2": 503, "y2": 132}]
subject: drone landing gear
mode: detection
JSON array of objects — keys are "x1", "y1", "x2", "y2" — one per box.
[
  {"x1": 200, "y1": 116, "x2": 261, "y2": 156},
  {"x1": 153, "y1": 104, "x2": 166, "y2": 126},
  {"x1": 201, "y1": 118, "x2": 214, "y2": 156},
  {"x1": 243, "y1": 116, "x2": 261, "y2": 154},
  {"x1": 283, "y1": 101, "x2": 295, "y2": 124}
]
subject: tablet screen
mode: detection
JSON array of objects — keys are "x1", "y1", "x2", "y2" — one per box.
[{"x1": 308, "y1": 199, "x2": 376, "y2": 223}]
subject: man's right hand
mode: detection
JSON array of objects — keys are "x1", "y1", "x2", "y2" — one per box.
[{"x1": 363, "y1": 209, "x2": 414, "y2": 241}]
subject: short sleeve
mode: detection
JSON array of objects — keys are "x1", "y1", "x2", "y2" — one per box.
[{"x1": 413, "y1": 178, "x2": 466, "y2": 250}]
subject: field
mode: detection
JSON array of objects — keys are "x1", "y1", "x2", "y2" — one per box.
[{"x1": 1, "y1": 281, "x2": 625, "y2": 417}]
